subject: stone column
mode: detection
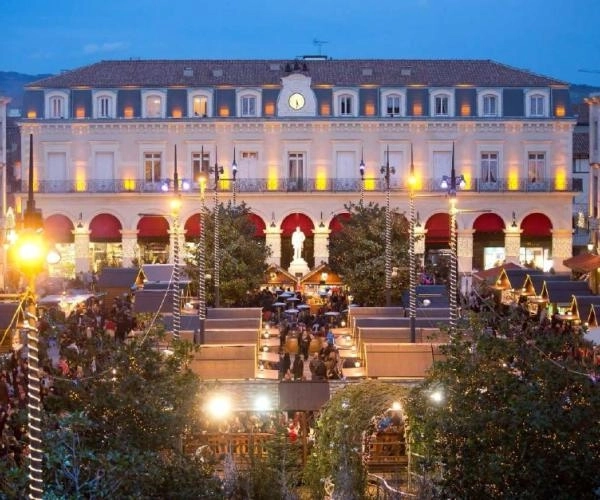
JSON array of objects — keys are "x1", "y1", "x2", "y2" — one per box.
[
  {"x1": 264, "y1": 225, "x2": 282, "y2": 266},
  {"x1": 504, "y1": 227, "x2": 522, "y2": 265},
  {"x1": 414, "y1": 225, "x2": 427, "y2": 268},
  {"x1": 456, "y1": 229, "x2": 474, "y2": 275},
  {"x1": 120, "y1": 229, "x2": 139, "y2": 268},
  {"x1": 313, "y1": 224, "x2": 331, "y2": 266},
  {"x1": 73, "y1": 226, "x2": 91, "y2": 275},
  {"x1": 551, "y1": 228, "x2": 573, "y2": 273}
]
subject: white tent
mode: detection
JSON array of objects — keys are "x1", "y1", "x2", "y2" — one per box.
[{"x1": 584, "y1": 326, "x2": 600, "y2": 346}]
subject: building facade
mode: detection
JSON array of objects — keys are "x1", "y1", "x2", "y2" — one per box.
[{"x1": 17, "y1": 58, "x2": 576, "y2": 280}]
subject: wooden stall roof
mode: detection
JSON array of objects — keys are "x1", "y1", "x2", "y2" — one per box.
[
  {"x1": 97, "y1": 267, "x2": 141, "y2": 288},
  {"x1": 472, "y1": 262, "x2": 525, "y2": 285},
  {"x1": 524, "y1": 273, "x2": 571, "y2": 297},
  {"x1": 263, "y1": 264, "x2": 297, "y2": 287},
  {"x1": 541, "y1": 280, "x2": 592, "y2": 304},
  {"x1": 139, "y1": 264, "x2": 191, "y2": 285},
  {"x1": 563, "y1": 253, "x2": 600, "y2": 273},
  {"x1": 504, "y1": 268, "x2": 544, "y2": 291},
  {"x1": 301, "y1": 263, "x2": 343, "y2": 285},
  {"x1": 569, "y1": 295, "x2": 600, "y2": 325},
  {"x1": 132, "y1": 289, "x2": 177, "y2": 313}
]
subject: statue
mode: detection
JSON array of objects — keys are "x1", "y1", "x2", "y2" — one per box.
[{"x1": 291, "y1": 226, "x2": 305, "y2": 260}]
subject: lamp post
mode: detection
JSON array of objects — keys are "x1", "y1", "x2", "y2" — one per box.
[
  {"x1": 211, "y1": 148, "x2": 224, "y2": 308},
  {"x1": 359, "y1": 148, "x2": 365, "y2": 205},
  {"x1": 170, "y1": 145, "x2": 181, "y2": 341},
  {"x1": 230, "y1": 148, "x2": 238, "y2": 206},
  {"x1": 408, "y1": 144, "x2": 417, "y2": 343},
  {"x1": 381, "y1": 146, "x2": 396, "y2": 307},
  {"x1": 440, "y1": 144, "x2": 465, "y2": 334},
  {"x1": 196, "y1": 149, "x2": 208, "y2": 341}
]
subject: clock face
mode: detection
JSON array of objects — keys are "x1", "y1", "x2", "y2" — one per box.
[{"x1": 288, "y1": 92, "x2": 305, "y2": 110}]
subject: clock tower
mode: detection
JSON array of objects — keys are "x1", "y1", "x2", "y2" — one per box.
[{"x1": 277, "y1": 73, "x2": 317, "y2": 117}]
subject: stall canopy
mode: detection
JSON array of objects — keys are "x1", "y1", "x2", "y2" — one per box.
[{"x1": 563, "y1": 253, "x2": 600, "y2": 273}]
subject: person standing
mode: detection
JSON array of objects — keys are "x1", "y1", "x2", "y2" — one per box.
[{"x1": 292, "y1": 354, "x2": 304, "y2": 380}]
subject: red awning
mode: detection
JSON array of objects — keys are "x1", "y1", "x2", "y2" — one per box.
[
  {"x1": 425, "y1": 213, "x2": 450, "y2": 244},
  {"x1": 184, "y1": 214, "x2": 201, "y2": 240},
  {"x1": 89, "y1": 214, "x2": 122, "y2": 242},
  {"x1": 281, "y1": 213, "x2": 314, "y2": 236},
  {"x1": 247, "y1": 213, "x2": 266, "y2": 238},
  {"x1": 137, "y1": 216, "x2": 169, "y2": 241},
  {"x1": 43, "y1": 214, "x2": 74, "y2": 243},
  {"x1": 473, "y1": 213, "x2": 505, "y2": 232},
  {"x1": 329, "y1": 212, "x2": 351, "y2": 233},
  {"x1": 521, "y1": 213, "x2": 552, "y2": 237}
]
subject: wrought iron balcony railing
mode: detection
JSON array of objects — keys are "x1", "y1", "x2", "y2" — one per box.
[{"x1": 15, "y1": 177, "x2": 582, "y2": 195}]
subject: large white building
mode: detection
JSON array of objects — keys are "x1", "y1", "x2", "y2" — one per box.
[{"x1": 16, "y1": 57, "x2": 576, "y2": 279}]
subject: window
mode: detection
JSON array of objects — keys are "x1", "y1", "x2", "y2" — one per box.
[
  {"x1": 241, "y1": 96, "x2": 257, "y2": 116},
  {"x1": 50, "y1": 97, "x2": 64, "y2": 118},
  {"x1": 92, "y1": 91, "x2": 117, "y2": 118},
  {"x1": 483, "y1": 95, "x2": 497, "y2": 116},
  {"x1": 333, "y1": 88, "x2": 358, "y2": 117},
  {"x1": 188, "y1": 90, "x2": 213, "y2": 118},
  {"x1": 193, "y1": 96, "x2": 208, "y2": 117},
  {"x1": 192, "y1": 150, "x2": 210, "y2": 183},
  {"x1": 386, "y1": 95, "x2": 401, "y2": 116},
  {"x1": 339, "y1": 95, "x2": 353, "y2": 116},
  {"x1": 530, "y1": 95, "x2": 544, "y2": 116},
  {"x1": 430, "y1": 89, "x2": 454, "y2": 118},
  {"x1": 144, "y1": 152, "x2": 162, "y2": 182},
  {"x1": 142, "y1": 90, "x2": 166, "y2": 118},
  {"x1": 99, "y1": 97, "x2": 110, "y2": 117},
  {"x1": 525, "y1": 89, "x2": 549, "y2": 118},
  {"x1": 236, "y1": 89, "x2": 261, "y2": 118},
  {"x1": 593, "y1": 119, "x2": 598, "y2": 153},
  {"x1": 435, "y1": 96, "x2": 448, "y2": 116},
  {"x1": 527, "y1": 153, "x2": 545, "y2": 182},
  {"x1": 288, "y1": 152, "x2": 304, "y2": 190},
  {"x1": 480, "y1": 152, "x2": 498, "y2": 183}
]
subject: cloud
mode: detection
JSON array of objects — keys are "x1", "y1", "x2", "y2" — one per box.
[{"x1": 82, "y1": 42, "x2": 127, "y2": 55}]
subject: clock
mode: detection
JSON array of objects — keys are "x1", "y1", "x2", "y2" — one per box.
[{"x1": 288, "y1": 92, "x2": 305, "y2": 110}]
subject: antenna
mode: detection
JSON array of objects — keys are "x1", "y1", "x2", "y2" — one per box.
[
  {"x1": 313, "y1": 38, "x2": 329, "y2": 55},
  {"x1": 578, "y1": 69, "x2": 600, "y2": 74}
]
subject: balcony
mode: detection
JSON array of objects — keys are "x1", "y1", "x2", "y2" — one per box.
[{"x1": 15, "y1": 177, "x2": 582, "y2": 195}]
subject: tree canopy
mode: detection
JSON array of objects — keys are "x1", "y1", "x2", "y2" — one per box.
[{"x1": 328, "y1": 201, "x2": 410, "y2": 306}]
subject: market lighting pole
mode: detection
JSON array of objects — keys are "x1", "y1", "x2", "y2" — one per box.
[
  {"x1": 408, "y1": 144, "x2": 417, "y2": 343},
  {"x1": 170, "y1": 145, "x2": 181, "y2": 341},
  {"x1": 212, "y1": 148, "x2": 224, "y2": 308},
  {"x1": 230, "y1": 148, "x2": 238, "y2": 206},
  {"x1": 358, "y1": 148, "x2": 365, "y2": 205},
  {"x1": 381, "y1": 146, "x2": 395, "y2": 307},
  {"x1": 440, "y1": 144, "x2": 465, "y2": 334},
  {"x1": 197, "y1": 148, "x2": 207, "y2": 341}
]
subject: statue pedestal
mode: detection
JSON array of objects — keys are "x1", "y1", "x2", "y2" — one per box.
[{"x1": 288, "y1": 258, "x2": 310, "y2": 277}]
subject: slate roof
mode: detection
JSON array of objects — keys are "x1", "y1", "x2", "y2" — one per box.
[
  {"x1": 573, "y1": 132, "x2": 589, "y2": 157},
  {"x1": 97, "y1": 267, "x2": 140, "y2": 288},
  {"x1": 26, "y1": 59, "x2": 567, "y2": 89}
]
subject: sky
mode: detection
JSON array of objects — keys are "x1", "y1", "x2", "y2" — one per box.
[{"x1": 2, "y1": 0, "x2": 600, "y2": 86}]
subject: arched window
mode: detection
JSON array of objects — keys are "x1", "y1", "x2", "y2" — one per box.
[
  {"x1": 429, "y1": 89, "x2": 454, "y2": 117},
  {"x1": 93, "y1": 90, "x2": 117, "y2": 118},
  {"x1": 45, "y1": 90, "x2": 69, "y2": 119},
  {"x1": 236, "y1": 89, "x2": 262, "y2": 117},
  {"x1": 188, "y1": 89, "x2": 213, "y2": 117},
  {"x1": 381, "y1": 89, "x2": 406, "y2": 117},
  {"x1": 333, "y1": 88, "x2": 359, "y2": 117},
  {"x1": 477, "y1": 89, "x2": 502, "y2": 117},
  {"x1": 525, "y1": 89, "x2": 549, "y2": 118},
  {"x1": 142, "y1": 90, "x2": 166, "y2": 118}
]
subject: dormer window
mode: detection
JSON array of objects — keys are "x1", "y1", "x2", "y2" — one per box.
[
  {"x1": 525, "y1": 89, "x2": 549, "y2": 117},
  {"x1": 430, "y1": 89, "x2": 454, "y2": 117},
  {"x1": 333, "y1": 88, "x2": 359, "y2": 117},
  {"x1": 142, "y1": 90, "x2": 167, "y2": 118},
  {"x1": 45, "y1": 90, "x2": 69, "y2": 119},
  {"x1": 477, "y1": 89, "x2": 502, "y2": 117},
  {"x1": 236, "y1": 89, "x2": 262, "y2": 117},
  {"x1": 92, "y1": 90, "x2": 117, "y2": 118},
  {"x1": 381, "y1": 89, "x2": 406, "y2": 117},
  {"x1": 188, "y1": 90, "x2": 213, "y2": 117}
]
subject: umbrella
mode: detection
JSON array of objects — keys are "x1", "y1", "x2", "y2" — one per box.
[
  {"x1": 324, "y1": 311, "x2": 340, "y2": 316},
  {"x1": 272, "y1": 302, "x2": 286, "y2": 307},
  {"x1": 284, "y1": 308, "x2": 300, "y2": 314},
  {"x1": 297, "y1": 304, "x2": 310, "y2": 310},
  {"x1": 584, "y1": 326, "x2": 600, "y2": 345},
  {"x1": 286, "y1": 296, "x2": 300, "y2": 302},
  {"x1": 280, "y1": 292, "x2": 294, "y2": 298}
]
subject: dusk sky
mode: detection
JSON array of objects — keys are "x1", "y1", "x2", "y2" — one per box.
[{"x1": 3, "y1": 0, "x2": 600, "y2": 86}]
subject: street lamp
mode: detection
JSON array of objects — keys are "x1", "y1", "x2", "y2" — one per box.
[
  {"x1": 380, "y1": 146, "x2": 396, "y2": 307},
  {"x1": 359, "y1": 148, "x2": 365, "y2": 205},
  {"x1": 408, "y1": 144, "x2": 417, "y2": 343},
  {"x1": 211, "y1": 148, "x2": 224, "y2": 308},
  {"x1": 16, "y1": 229, "x2": 59, "y2": 500},
  {"x1": 440, "y1": 144, "x2": 465, "y2": 334},
  {"x1": 230, "y1": 148, "x2": 238, "y2": 206}
]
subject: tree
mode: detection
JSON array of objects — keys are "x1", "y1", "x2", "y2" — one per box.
[
  {"x1": 187, "y1": 201, "x2": 271, "y2": 307},
  {"x1": 404, "y1": 311, "x2": 600, "y2": 499},
  {"x1": 34, "y1": 319, "x2": 222, "y2": 498},
  {"x1": 328, "y1": 201, "x2": 410, "y2": 306},
  {"x1": 304, "y1": 380, "x2": 407, "y2": 499}
]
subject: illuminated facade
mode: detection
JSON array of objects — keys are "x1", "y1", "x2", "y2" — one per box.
[{"x1": 17, "y1": 58, "x2": 576, "y2": 277}]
